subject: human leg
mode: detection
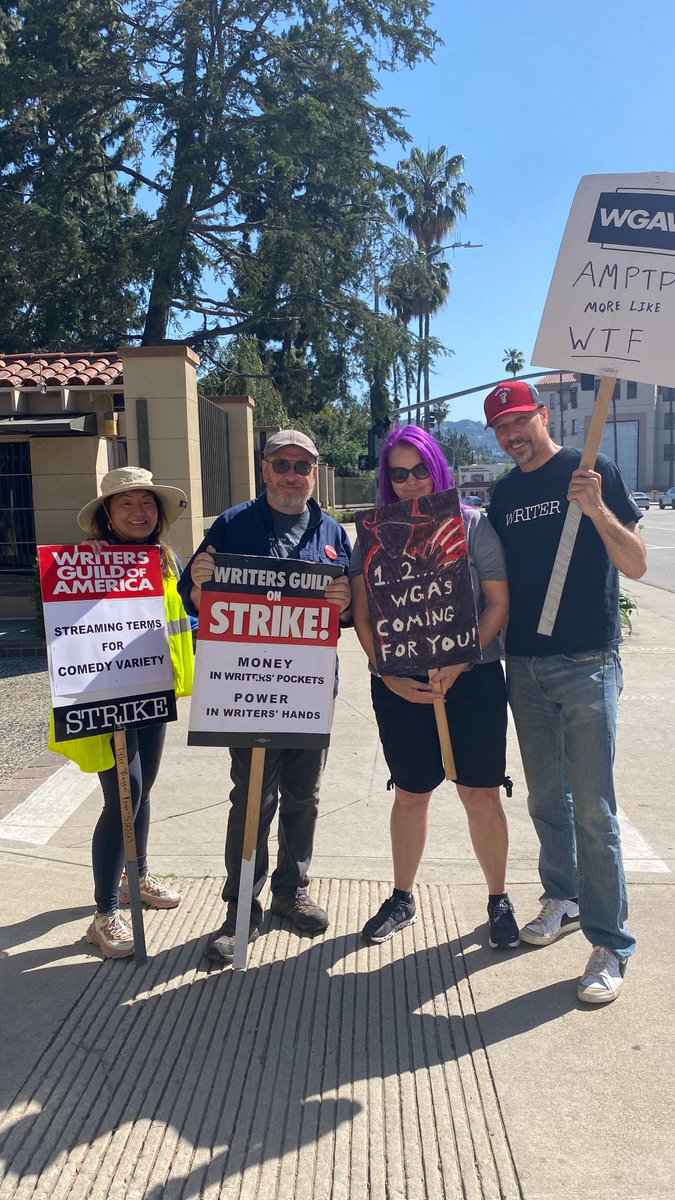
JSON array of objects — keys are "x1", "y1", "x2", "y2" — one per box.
[
  {"x1": 391, "y1": 787, "x2": 432, "y2": 893},
  {"x1": 455, "y1": 785, "x2": 508, "y2": 894},
  {"x1": 447, "y1": 662, "x2": 518, "y2": 948},
  {"x1": 362, "y1": 677, "x2": 445, "y2": 943},
  {"x1": 507, "y1": 655, "x2": 579, "y2": 902},
  {"x1": 221, "y1": 747, "x2": 284, "y2": 925},
  {"x1": 556, "y1": 648, "x2": 635, "y2": 960},
  {"x1": 92, "y1": 729, "x2": 143, "y2": 914},
  {"x1": 132, "y1": 723, "x2": 167, "y2": 875},
  {"x1": 509, "y1": 650, "x2": 635, "y2": 961},
  {"x1": 272, "y1": 746, "x2": 328, "y2": 896}
]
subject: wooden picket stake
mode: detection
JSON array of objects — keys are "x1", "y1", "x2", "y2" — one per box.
[
  {"x1": 232, "y1": 747, "x2": 267, "y2": 970},
  {"x1": 537, "y1": 373, "x2": 616, "y2": 637},
  {"x1": 428, "y1": 668, "x2": 457, "y2": 781},
  {"x1": 113, "y1": 728, "x2": 147, "y2": 966}
]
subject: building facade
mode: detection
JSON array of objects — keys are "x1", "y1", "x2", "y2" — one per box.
[{"x1": 534, "y1": 371, "x2": 674, "y2": 493}]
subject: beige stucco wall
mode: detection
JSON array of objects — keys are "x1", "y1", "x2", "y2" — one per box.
[
  {"x1": 31, "y1": 435, "x2": 110, "y2": 547},
  {"x1": 119, "y1": 346, "x2": 203, "y2": 564}
]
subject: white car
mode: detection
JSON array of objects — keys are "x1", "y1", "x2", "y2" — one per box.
[
  {"x1": 658, "y1": 487, "x2": 675, "y2": 509},
  {"x1": 631, "y1": 492, "x2": 650, "y2": 510}
]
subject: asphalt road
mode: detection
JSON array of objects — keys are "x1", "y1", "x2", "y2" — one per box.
[{"x1": 635, "y1": 505, "x2": 675, "y2": 592}]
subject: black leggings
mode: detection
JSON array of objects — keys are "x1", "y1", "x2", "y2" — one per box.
[{"x1": 92, "y1": 723, "x2": 167, "y2": 913}]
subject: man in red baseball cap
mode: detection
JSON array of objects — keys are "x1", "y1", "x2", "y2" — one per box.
[
  {"x1": 485, "y1": 378, "x2": 647, "y2": 1004},
  {"x1": 483, "y1": 379, "x2": 542, "y2": 429}
]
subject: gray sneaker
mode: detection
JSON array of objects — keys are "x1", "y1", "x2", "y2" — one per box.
[
  {"x1": 520, "y1": 898, "x2": 580, "y2": 946},
  {"x1": 577, "y1": 946, "x2": 626, "y2": 1004}
]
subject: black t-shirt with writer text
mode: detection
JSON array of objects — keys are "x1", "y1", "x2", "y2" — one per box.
[{"x1": 488, "y1": 448, "x2": 641, "y2": 656}]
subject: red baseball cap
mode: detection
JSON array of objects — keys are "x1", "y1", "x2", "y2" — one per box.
[{"x1": 484, "y1": 380, "x2": 541, "y2": 428}]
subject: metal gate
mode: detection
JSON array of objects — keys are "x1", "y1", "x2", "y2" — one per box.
[{"x1": 198, "y1": 395, "x2": 231, "y2": 517}]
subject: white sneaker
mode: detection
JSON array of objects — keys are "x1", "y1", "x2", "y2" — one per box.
[
  {"x1": 119, "y1": 871, "x2": 181, "y2": 909},
  {"x1": 577, "y1": 946, "x2": 626, "y2": 1004},
  {"x1": 520, "y1": 898, "x2": 580, "y2": 946},
  {"x1": 85, "y1": 910, "x2": 134, "y2": 959}
]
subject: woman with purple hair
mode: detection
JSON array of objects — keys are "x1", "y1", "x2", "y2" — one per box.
[{"x1": 350, "y1": 425, "x2": 519, "y2": 949}]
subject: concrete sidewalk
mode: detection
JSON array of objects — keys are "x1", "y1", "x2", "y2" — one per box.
[{"x1": 0, "y1": 576, "x2": 674, "y2": 1198}]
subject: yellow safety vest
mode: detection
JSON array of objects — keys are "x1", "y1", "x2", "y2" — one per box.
[{"x1": 48, "y1": 568, "x2": 195, "y2": 773}]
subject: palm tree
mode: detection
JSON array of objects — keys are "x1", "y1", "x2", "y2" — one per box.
[
  {"x1": 392, "y1": 148, "x2": 472, "y2": 425},
  {"x1": 502, "y1": 348, "x2": 525, "y2": 378}
]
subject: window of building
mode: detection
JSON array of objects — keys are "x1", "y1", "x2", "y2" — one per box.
[
  {"x1": 580, "y1": 374, "x2": 595, "y2": 391},
  {"x1": 549, "y1": 421, "x2": 555, "y2": 438},
  {"x1": 665, "y1": 411, "x2": 675, "y2": 430},
  {"x1": 569, "y1": 388, "x2": 578, "y2": 409},
  {"x1": 549, "y1": 394, "x2": 556, "y2": 409},
  {"x1": 662, "y1": 387, "x2": 675, "y2": 404},
  {"x1": 613, "y1": 380, "x2": 621, "y2": 400},
  {"x1": 572, "y1": 419, "x2": 578, "y2": 435},
  {"x1": 594, "y1": 378, "x2": 601, "y2": 399},
  {"x1": 664, "y1": 444, "x2": 675, "y2": 461},
  {"x1": 0, "y1": 442, "x2": 36, "y2": 570},
  {"x1": 627, "y1": 380, "x2": 637, "y2": 399}
]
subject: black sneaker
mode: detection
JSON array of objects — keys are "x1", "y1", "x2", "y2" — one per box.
[
  {"x1": 205, "y1": 903, "x2": 260, "y2": 965},
  {"x1": 270, "y1": 891, "x2": 329, "y2": 934},
  {"x1": 361, "y1": 891, "x2": 417, "y2": 944},
  {"x1": 487, "y1": 895, "x2": 520, "y2": 949}
]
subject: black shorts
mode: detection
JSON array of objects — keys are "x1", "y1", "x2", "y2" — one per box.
[{"x1": 370, "y1": 658, "x2": 507, "y2": 793}]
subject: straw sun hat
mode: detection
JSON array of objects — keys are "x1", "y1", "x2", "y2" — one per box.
[{"x1": 77, "y1": 467, "x2": 188, "y2": 533}]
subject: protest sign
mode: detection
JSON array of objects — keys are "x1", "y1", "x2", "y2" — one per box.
[
  {"x1": 528, "y1": 172, "x2": 674, "y2": 635},
  {"x1": 188, "y1": 554, "x2": 344, "y2": 749},
  {"x1": 355, "y1": 490, "x2": 481, "y2": 677},
  {"x1": 533, "y1": 171, "x2": 675, "y2": 385},
  {"x1": 39, "y1": 544, "x2": 175, "y2": 741}
]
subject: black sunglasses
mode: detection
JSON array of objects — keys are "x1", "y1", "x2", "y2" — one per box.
[
  {"x1": 388, "y1": 463, "x2": 431, "y2": 484},
  {"x1": 269, "y1": 458, "x2": 315, "y2": 476}
]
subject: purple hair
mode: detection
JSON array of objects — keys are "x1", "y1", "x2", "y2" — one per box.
[{"x1": 378, "y1": 424, "x2": 454, "y2": 505}]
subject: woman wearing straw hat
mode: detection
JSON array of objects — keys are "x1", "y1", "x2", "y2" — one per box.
[{"x1": 50, "y1": 467, "x2": 195, "y2": 959}]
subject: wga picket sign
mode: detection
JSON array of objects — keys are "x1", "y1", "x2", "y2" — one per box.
[
  {"x1": 39, "y1": 543, "x2": 176, "y2": 741},
  {"x1": 533, "y1": 170, "x2": 675, "y2": 385}
]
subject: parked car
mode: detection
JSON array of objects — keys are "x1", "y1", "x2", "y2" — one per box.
[
  {"x1": 631, "y1": 491, "x2": 651, "y2": 510},
  {"x1": 658, "y1": 486, "x2": 675, "y2": 509},
  {"x1": 462, "y1": 494, "x2": 484, "y2": 507}
]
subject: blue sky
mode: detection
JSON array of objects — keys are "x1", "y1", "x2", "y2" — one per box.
[{"x1": 375, "y1": 0, "x2": 675, "y2": 422}]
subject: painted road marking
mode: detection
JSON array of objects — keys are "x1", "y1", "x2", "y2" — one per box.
[
  {"x1": 0, "y1": 762, "x2": 96, "y2": 844},
  {"x1": 618, "y1": 805, "x2": 670, "y2": 874},
  {"x1": 0, "y1": 767, "x2": 670, "y2": 873}
]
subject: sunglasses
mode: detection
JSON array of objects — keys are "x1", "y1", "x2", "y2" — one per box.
[
  {"x1": 388, "y1": 463, "x2": 431, "y2": 484},
  {"x1": 269, "y1": 458, "x2": 315, "y2": 476}
]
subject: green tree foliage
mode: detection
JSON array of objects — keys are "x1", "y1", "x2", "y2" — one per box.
[
  {"x1": 307, "y1": 395, "x2": 372, "y2": 476},
  {"x1": 0, "y1": 0, "x2": 438, "y2": 399},
  {"x1": 198, "y1": 336, "x2": 289, "y2": 429},
  {"x1": 0, "y1": 0, "x2": 150, "y2": 350},
  {"x1": 502, "y1": 348, "x2": 525, "y2": 378},
  {"x1": 440, "y1": 429, "x2": 474, "y2": 469},
  {"x1": 388, "y1": 147, "x2": 472, "y2": 424}
]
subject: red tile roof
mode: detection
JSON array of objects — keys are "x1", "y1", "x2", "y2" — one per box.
[
  {"x1": 535, "y1": 372, "x2": 578, "y2": 386},
  {"x1": 0, "y1": 353, "x2": 124, "y2": 390}
]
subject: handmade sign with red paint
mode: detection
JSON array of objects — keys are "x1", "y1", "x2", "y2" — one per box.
[
  {"x1": 188, "y1": 554, "x2": 344, "y2": 749},
  {"x1": 355, "y1": 490, "x2": 481, "y2": 676},
  {"x1": 39, "y1": 544, "x2": 176, "y2": 740}
]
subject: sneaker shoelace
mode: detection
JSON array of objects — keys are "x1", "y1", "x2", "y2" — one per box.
[
  {"x1": 106, "y1": 911, "x2": 132, "y2": 941},
  {"x1": 585, "y1": 946, "x2": 618, "y2": 975}
]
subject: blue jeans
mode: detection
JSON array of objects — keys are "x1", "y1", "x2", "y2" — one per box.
[{"x1": 507, "y1": 649, "x2": 636, "y2": 960}]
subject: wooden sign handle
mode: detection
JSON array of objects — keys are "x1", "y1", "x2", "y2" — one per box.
[
  {"x1": 113, "y1": 729, "x2": 147, "y2": 966},
  {"x1": 428, "y1": 669, "x2": 457, "y2": 781},
  {"x1": 537, "y1": 373, "x2": 615, "y2": 637},
  {"x1": 233, "y1": 747, "x2": 266, "y2": 970}
]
